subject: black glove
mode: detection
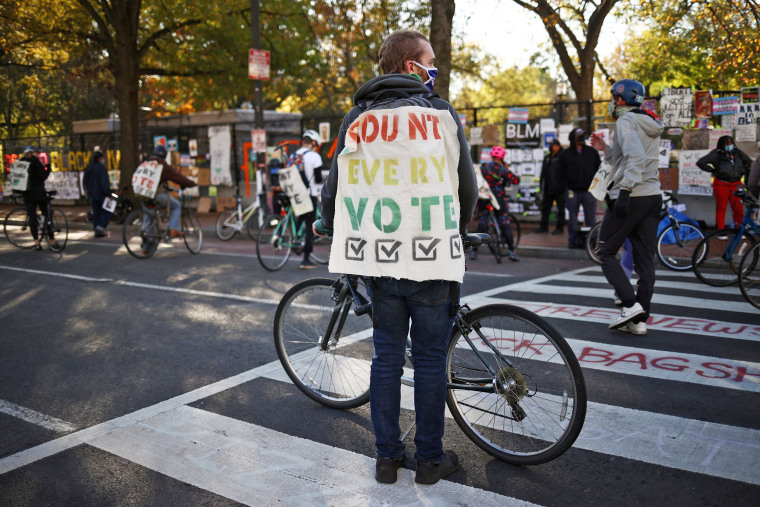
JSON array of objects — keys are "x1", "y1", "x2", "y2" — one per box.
[{"x1": 614, "y1": 189, "x2": 630, "y2": 219}]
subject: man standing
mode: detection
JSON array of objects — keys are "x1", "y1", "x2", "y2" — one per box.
[
  {"x1": 296, "y1": 130, "x2": 323, "y2": 269},
  {"x1": 83, "y1": 151, "x2": 112, "y2": 237},
  {"x1": 590, "y1": 79, "x2": 664, "y2": 336},
  {"x1": 314, "y1": 30, "x2": 477, "y2": 485},
  {"x1": 559, "y1": 128, "x2": 600, "y2": 248},
  {"x1": 535, "y1": 139, "x2": 566, "y2": 235}
]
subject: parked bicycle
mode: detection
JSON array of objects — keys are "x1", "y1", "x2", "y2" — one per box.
[
  {"x1": 586, "y1": 191, "x2": 704, "y2": 270},
  {"x1": 273, "y1": 233, "x2": 587, "y2": 465},
  {"x1": 215, "y1": 194, "x2": 266, "y2": 241},
  {"x1": 122, "y1": 186, "x2": 203, "y2": 259},
  {"x1": 3, "y1": 190, "x2": 68, "y2": 251},
  {"x1": 256, "y1": 195, "x2": 331, "y2": 271},
  {"x1": 691, "y1": 190, "x2": 760, "y2": 287}
]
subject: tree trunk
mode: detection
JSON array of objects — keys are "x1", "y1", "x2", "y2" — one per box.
[{"x1": 430, "y1": 0, "x2": 455, "y2": 101}]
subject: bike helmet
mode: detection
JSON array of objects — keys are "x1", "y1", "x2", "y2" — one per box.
[
  {"x1": 490, "y1": 146, "x2": 506, "y2": 160},
  {"x1": 302, "y1": 129, "x2": 321, "y2": 144},
  {"x1": 153, "y1": 145, "x2": 168, "y2": 157},
  {"x1": 23, "y1": 145, "x2": 40, "y2": 154},
  {"x1": 610, "y1": 79, "x2": 645, "y2": 106}
]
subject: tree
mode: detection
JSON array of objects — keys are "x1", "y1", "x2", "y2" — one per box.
[
  {"x1": 430, "y1": 0, "x2": 455, "y2": 101},
  {"x1": 509, "y1": 0, "x2": 620, "y2": 101}
]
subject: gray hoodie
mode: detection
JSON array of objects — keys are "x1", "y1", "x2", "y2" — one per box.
[{"x1": 605, "y1": 109, "x2": 665, "y2": 199}]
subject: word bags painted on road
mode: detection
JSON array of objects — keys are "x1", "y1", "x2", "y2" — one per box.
[
  {"x1": 9, "y1": 160, "x2": 31, "y2": 191},
  {"x1": 330, "y1": 105, "x2": 464, "y2": 283},
  {"x1": 278, "y1": 165, "x2": 314, "y2": 216},
  {"x1": 132, "y1": 161, "x2": 164, "y2": 201}
]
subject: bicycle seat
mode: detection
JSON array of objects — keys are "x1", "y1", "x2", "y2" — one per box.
[
  {"x1": 464, "y1": 233, "x2": 491, "y2": 249},
  {"x1": 47, "y1": 190, "x2": 57, "y2": 197}
]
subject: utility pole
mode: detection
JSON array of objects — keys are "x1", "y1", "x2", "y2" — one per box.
[{"x1": 250, "y1": 0, "x2": 266, "y2": 205}]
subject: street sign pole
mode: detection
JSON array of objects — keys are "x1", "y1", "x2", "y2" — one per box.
[{"x1": 250, "y1": 0, "x2": 266, "y2": 203}]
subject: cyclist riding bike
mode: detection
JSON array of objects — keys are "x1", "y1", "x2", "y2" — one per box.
[
  {"x1": 18, "y1": 145, "x2": 61, "y2": 251},
  {"x1": 475, "y1": 145, "x2": 520, "y2": 261}
]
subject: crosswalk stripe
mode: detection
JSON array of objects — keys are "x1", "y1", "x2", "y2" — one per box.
[
  {"x1": 559, "y1": 273, "x2": 743, "y2": 296},
  {"x1": 90, "y1": 405, "x2": 539, "y2": 507}
]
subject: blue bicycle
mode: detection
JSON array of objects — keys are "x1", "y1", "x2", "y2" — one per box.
[{"x1": 692, "y1": 190, "x2": 760, "y2": 286}]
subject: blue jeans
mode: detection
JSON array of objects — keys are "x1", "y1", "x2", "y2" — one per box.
[
  {"x1": 154, "y1": 193, "x2": 181, "y2": 230},
  {"x1": 368, "y1": 277, "x2": 457, "y2": 462}
]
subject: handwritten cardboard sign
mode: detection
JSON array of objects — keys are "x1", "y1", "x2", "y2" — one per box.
[{"x1": 678, "y1": 150, "x2": 711, "y2": 195}]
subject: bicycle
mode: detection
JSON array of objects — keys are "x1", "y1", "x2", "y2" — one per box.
[
  {"x1": 585, "y1": 191, "x2": 704, "y2": 270},
  {"x1": 473, "y1": 201, "x2": 521, "y2": 263},
  {"x1": 4, "y1": 190, "x2": 68, "y2": 251},
  {"x1": 273, "y1": 233, "x2": 587, "y2": 465},
  {"x1": 256, "y1": 195, "x2": 331, "y2": 271},
  {"x1": 691, "y1": 190, "x2": 760, "y2": 287},
  {"x1": 738, "y1": 238, "x2": 760, "y2": 310},
  {"x1": 215, "y1": 194, "x2": 266, "y2": 241},
  {"x1": 122, "y1": 187, "x2": 203, "y2": 259}
]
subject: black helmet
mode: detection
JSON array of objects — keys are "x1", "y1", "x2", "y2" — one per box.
[
  {"x1": 24, "y1": 145, "x2": 40, "y2": 154},
  {"x1": 610, "y1": 79, "x2": 646, "y2": 106},
  {"x1": 153, "y1": 145, "x2": 168, "y2": 157}
]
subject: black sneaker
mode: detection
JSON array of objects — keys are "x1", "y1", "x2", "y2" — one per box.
[
  {"x1": 376, "y1": 455, "x2": 406, "y2": 484},
  {"x1": 415, "y1": 450, "x2": 460, "y2": 485}
]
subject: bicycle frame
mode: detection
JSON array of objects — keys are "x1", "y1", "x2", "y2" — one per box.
[{"x1": 721, "y1": 207, "x2": 760, "y2": 261}]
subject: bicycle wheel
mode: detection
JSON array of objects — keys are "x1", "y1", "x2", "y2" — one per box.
[
  {"x1": 123, "y1": 209, "x2": 160, "y2": 259},
  {"x1": 486, "y1": 217, "x2": 502, "y2": 263},
  {"x1": 585, "y1": 222, "x2": 602, "y2": 265},
  {"x1": 182, "y1": 210, "x2": 203, "y2": 254},
  {"x1": 446, "y1": 304, "x2": 586, "y2": 465},
  {"x1": 4, "y1": 208, "x2": 36, "y2": 249},
  {"x1": 274, "y1": 277, "x2": 373, "y2": 409},
  {"x1": 246, "y1": 207, "x2": 263, "y2": 241},
  {"x1": 692, "y1": 228, "x2": 756, "y2": 286},
  {"x1": 656, "y1": 222, "x2": 704, "y2": 271},
  {"x1": 310, "y1": 235, "x2": 332, "y2": 265},
  {"x1": 739, "y1": 241, "x2": 760, "y2": 310},
  {"x1": 257, "y1": 214, "x2": 293, "y2": 271},
  {"x1": 47, "y1": 208, "x2": 68, "y2": 250},
  {"x1": 215, "y1": 210, "x2": 239, "y2": 240}
]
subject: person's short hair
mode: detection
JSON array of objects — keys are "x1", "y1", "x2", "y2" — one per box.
[{"x1": 378, "y1": 30, "x2": 429, "y2": 75}]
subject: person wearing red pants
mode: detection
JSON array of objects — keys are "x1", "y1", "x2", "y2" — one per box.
[{"x1": 697, "y1": 136, "x2": 753, "y2": 230}]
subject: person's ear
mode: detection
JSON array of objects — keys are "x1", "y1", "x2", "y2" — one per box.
[{"x1": 405, "y1": 60, "x2": 415, "y2": 74}]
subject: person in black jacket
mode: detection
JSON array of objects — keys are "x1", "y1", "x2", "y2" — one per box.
[
  {"x1": 559, "y1": 128, "x2": 601, "y2": 248},
  {"x1": 535, "y1": 139, "x2": 566, "y2": 234},
  {"x1": 19, "y1": 146, "x2": 61, "y2": 251},
  {"x1": 696, "y1": 135, "x2": 753, "y2": 230},
  {"x1": 83, "y1": 151, "x2": 112, "y2": 237},
  {"x1": 314, "y1": 30, "x2": 477, "y2": 486}
]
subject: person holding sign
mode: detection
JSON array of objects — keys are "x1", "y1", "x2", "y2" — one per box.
[
  {"x1": 83, "y1": 151, "x2": 112, "y2": 237},
  {"x1": 696, "y1": 135, "x2": 753, "y2": 231},
  {"x1": 590, "y1": 79, "x2": 664, "y2": 336},
  {"x1": 296, "y1": 130, "x2": 324, "y2": 269},
  {"x1": 17, "y1": 146, "x2": 61, "y2": 251},
  {"x1": 314, "y1": 30, "x2": 477, "y2": 485}
]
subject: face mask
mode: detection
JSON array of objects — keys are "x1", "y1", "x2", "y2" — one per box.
[
  {"x1": 608, "y1": 98, "x2": 617, "y2": 118},
  {"x1": 412, "y1": 61, "x2": 437, "y2": 92},
  {"x1": 725, "y1": 144, "x2": 735, "y2": 152},
  {"x1": 575, "y1": 135, "x2": 585, "y2": 145}
]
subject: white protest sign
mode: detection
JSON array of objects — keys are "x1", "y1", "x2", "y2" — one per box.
[
  {"x1": 678, "y1": 150, "x2": 711, "y2": 195},
  {"x1": 469, "y1": 127, "x2": 483, "y2": 145},
  {"x1": 9, "y1": 160, "x2": 30, "y2": 191},
  {"x1": 45, "y1": 171, "x2": 81, "y2": 199},
  {"x1": 277, "y1": 165, "x2": 313, "y2": 216},
  {"x1": 737, "y1": 103, "x2": 760, "y2": 126},
  {"x1": 735, "y1": 123, "x2": 757, "y2": 143},
  {"x1": 558, "y1": 124, "x2": 574, "y2": 147},
  {"x1": 132, "y1": 160, "x2": 164, "y2": 200},
  {"x1": 661, "y1": 87, "x2": 694, "y2": 128},
  {"x1": 658, "y1": 140, "x2": 671, "y2": 169},
  {"x1": 331, "y1": 106, "x2": 464, "y2": 282},
  {"x1": 209, "y1": 125, "x2": 233, "y2": 186}
]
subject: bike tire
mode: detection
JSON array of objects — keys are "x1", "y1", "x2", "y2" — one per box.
[
  {"x1": 256, "y1": 214, "x2": 292, "y2": 271},
  {"x1": 656, "y1": 222, "x2": 704, "y2": 271},
  {"x1": 47, "y1": 208, "x2": 68, "y2": 250},
  {"x1": 246, "y1": 208, "x2": 263, "y2": 242},
  {"x1": 123, "y1": 210, "x2": 159, "y2": 259},
  {"x1": 182, "y1": 210, "x2": 203, "y2": 254},
  {"x1": 692, "y1": 228, "x2": 756, "y2": 286},
  {"x1": 739, "y1": 241, "x2": 760, "y2": 310},
  {"x1": 446, "y1": 304, "x2": 586, "y2": 465},
  {"x1": 585, "y1": 222, "x2": 602, "y2": 265},
  {"x1": 486, "y1": 218, "x2": 502, "y2": 263},
  {"x1": 274, "y1": 277, "x2": 373, "y2": 409},
  {"x1": 310, "y1": 235, "x2": 332, "y2": 265},
  {"x1": 215, "y1": 210, "x2": 238, "y2": 241},
  {"x1": 4, "y1": 207, "x2": 36, "y2": 249}
]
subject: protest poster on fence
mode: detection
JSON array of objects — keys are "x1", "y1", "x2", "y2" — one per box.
[
  {"x1": 660, "y1": 87, "x2": 694, "y2": 128},
  {"x1": 209, "y1": 125, "x2": 233, "y2": 186},
  {"x1": 658, "y1": 140, "x2": 671, "y2": 169},
  {"x1": 678, "y1": 150, "x2": 711, "y2": 195},
  {"x1": 713, "y1": 96, "x2": 739, "y2": 116},
  {"x1": 331, "y1": 106, "x2": 465, "y2": 282}
]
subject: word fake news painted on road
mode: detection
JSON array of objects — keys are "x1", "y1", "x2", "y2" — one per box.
[{"x1": 331, "y1": 106, "x2": 464, "y2": 282}]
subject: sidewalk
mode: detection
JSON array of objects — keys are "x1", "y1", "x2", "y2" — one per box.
[{"x1": 0, "y1": 203, "x2": 589, "y2": 260}]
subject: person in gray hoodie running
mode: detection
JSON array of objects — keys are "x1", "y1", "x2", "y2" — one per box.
[{"x1": 590, "y1": 79, "x2": 664, "y2": 336}]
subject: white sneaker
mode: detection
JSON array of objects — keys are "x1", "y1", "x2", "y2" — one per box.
[
  {"x1": 612, "y1": 292, "x2": 622, "y2": 306},
  {"x1": 609, "y1": 302, "x2": 645, "y2": 329},
  {"x1": 619, "y1": 321, "x2": 647, "y2": 336}
]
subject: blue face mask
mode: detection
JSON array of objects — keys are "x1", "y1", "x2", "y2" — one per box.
[
  {"x1": 725, "y1": 144, "x2": 735, "y2": 152},
  {"x1": 412, "y1": 61, "x2": 437, "y2": 92}
]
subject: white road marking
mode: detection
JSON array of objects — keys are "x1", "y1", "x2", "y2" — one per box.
[
  {"x1": 0, "y1": 265, "x2": 112, "y2": 282},
  {"x1": 0, "y1": 399, "x2": 77, "y2": 433}
]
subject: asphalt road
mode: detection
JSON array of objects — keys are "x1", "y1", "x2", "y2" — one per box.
[{"x1": 0, "y1": 229, "x2": 758, "y2": 506}]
